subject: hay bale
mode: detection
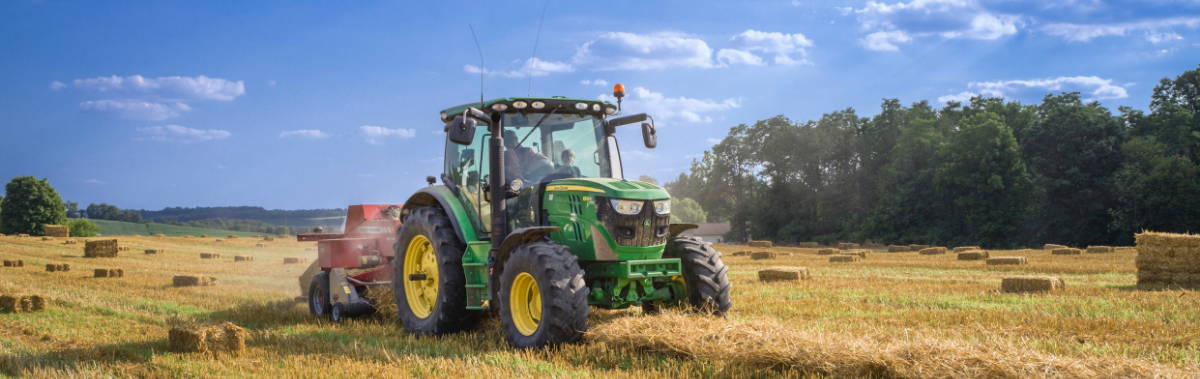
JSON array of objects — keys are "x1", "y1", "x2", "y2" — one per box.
[
  {"x1": 144, "y1": 249, "x2": 160, "y2": 255},
  {"x1": 953, "y1": 246, "x2": 980, "y2": 253},
  {"x1": 837, "y1": 242, "x2": 859, "y2": 250},
  {"x1": 113, "y1": 269, "x2": 124, "y2": 277},
  {"x1": 41, "y1": 236, "x2": 52, "y2": 241},
  {"x1": 750, "y1": 251, "x2": 777, "y2": 260},
  {"x1": 816, "y1": 248, "x2": 836, "y2": 255},
  {"x1": 17, "y1": 297, "x2": 32, "y2": 312},
  {"x1": 1043, "y1": 244, "x2": 1068, "y2": 250},
  {"x1": 887, "y1": 245, "x2": 910, "y2": 252},
  {"x1": 1135, "y1": 232, "x2": 1200, "y2": 288},
  {"x1": 63, "y1": 239, "x2": 77, "y2": 245},
  {"x1": 829, "y1": 255, "x2": 859, "y2": 263},
  {"x1": 283, "y1": 257, "x2": 302, "y2": 264},
  {"x1": 957, "y1": 250, "x2": 989, "y2": 260},
  {"x1": 1086, "y1": 245, "x2": 1115, "y2": 254},
  {"x1": 262, "y1": 236, "x2": 275, "y2": 241},
  {"x1": 84, "y1": 239, "x2": 119, "y2": 258},
  {"x1": 255, "y1": 243, "x2": 265, "y2": 248},
  {"x1": 168, "y1": 322, "x2": 247, "y2": 354},
  {"x1": 200, "y1": 253, "x2": 221, "y2": 259},
  {"x1": 94, "y1": 269, "x2": 110, "y2": 278},
  {"x1": 214, "y1": 239, "x2": 224, "y2": 243},
  {"x1": 987, "y1": 256, "x2": 1028, "y2": 265},
  {"x1": 908, "y1": 244, "x2": 930, "y2": 251},
  {"x1": 758, "y1": 267, "x2": 810, "y2": 282},
  {"x1": 1001, "y1": 276, "x2": 1065, "y2": 293},
  {"x1": 43, "y1": 224, "x2": 69, "y2": 237},
  {"x1": 748, "y1": 240, "x2": 773, "y2": 248},
  {"x1": 199, "y1": 234, "x2": 208, "y2": 238},
  {"x1": 0, "y1": 296, "x2": 16, "y2": 313},
  {"x1": 796, "y1": 242, "x2": 819, "y2": 248},
  {"x1": 919, "y1": 247, "x2": 948, "y2": 255},
  {"x1": 173, "y1": 275, "x2": 217, "y2": 287},
  {"x1": 1051, "y1": 248, "x2": 1082, "y2": 255},
  {"x1": 29, "y1": 295, "x2": 45, "y2": 311},
  {"x1": 840, "y1": 250, "x2": 868, "y2": 259},
  {"x1": 234, "y1": 255, "x2": 254, "y2": 262},
  {"x1": 0, "y1": 295, "x2": 46, "y2": 313}
]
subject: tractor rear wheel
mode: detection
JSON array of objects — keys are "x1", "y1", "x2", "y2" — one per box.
[
  {"x1": 308, "y1": 272, "x2": 331, "y2": 317},
  {"x1": 392, "y1": 207, "x2": 473, "y2": 335},
  {"x1": 498, "y1": 241, "x2": 589, "y2": 348},
  {"x1": 661, "y1": 236, "x2": 732, "y2": 315}
]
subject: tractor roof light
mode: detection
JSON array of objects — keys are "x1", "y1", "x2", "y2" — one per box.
[
  {"x1": 605, "y1": 106, "x2": 617, "y2": 115},
  {"x1": 531, "y1": 101, "x2": 546, "y2": 110},
  {"x1": 512, "y1": 101, "x2": 528, "y2": 109},
  {"x1": 591, "y1": 104, "x2": 601, "y2": 112},
  {"x1": 491, "y1": 103, "x2": 509, "y2": 112},
  {"x1": 440, "y1": 112, "x2": 448, "y2": 122},
  {"x1": 574, "y1": 102, "x2": 588, "y2": 110}
]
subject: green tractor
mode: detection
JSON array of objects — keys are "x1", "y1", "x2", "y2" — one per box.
[{"x1": 393, "y1": 85, "x2": 732, "y2": 348}]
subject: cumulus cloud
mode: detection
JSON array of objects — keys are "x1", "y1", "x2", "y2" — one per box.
[
  {"x1": 727, "y1": 30, "x2": 813, "y2": 65},
  {"x1": 572, "y1": 32, "x2": 717, "y2": 71},
  {"x1": 80, "y1": 100, "x2": 190, "y2": 121},
  {"x1": 940, "y1": 76, "x2": 1129, "y2": 103},
  {"x1": 715, "y1": 49, "x2": 765, "y2": 66},
  {"x1": 69, "y1": 75, "x2": 245, "y2": 101},
  {"x1": 852, "y1": 0, "x2": 1019, "y2": 51},
  {"x1": 861, "y1": 31, "x2": 913, "y2": 51},
  {"x1": 49, "y1": 81, "x2": 66, "y2": 91},
  {"x1": 279, "y1": 129, "x2": 331, "y2": 139},
  {"x1": 1042, "y1": 17, "x2": 1200, "y2": 42},
  {"x1": 580, "y1": 79, "x2": 609, "y2": 86},
  {"x1": 599, "y1": 86, "x2": 740, "y2": 125},
  {"x1": 465, "y1": 57, "x2": 574, "y2": 78},
  {"x1": 360, "y1": 125, "x2": 416, "y2": 145},
  {"x1": 136, "y1": 124, "x2": 231, "y2": 142}
]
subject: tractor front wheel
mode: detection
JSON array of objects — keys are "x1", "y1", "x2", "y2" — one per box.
[
  {"x1": 392, "y1": 207, "x2": 473, "y2": 335},
  {"x1": 498, "y1": 241, "x2": 589, "y2": 348},
  {"x1": 662, "y1": 236, "x2": 732, "y2": 315}
]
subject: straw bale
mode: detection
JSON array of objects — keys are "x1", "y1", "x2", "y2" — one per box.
[
  {"x1": 45, "y1": 263, "x2": 70, "y2": 272},
  {"x1": 262, "y1": 236, "x2": 275, "y2": 241},
  {"x1": 214, "y1": 239, "x2": 224, "y2": 243},
  {"x1": 63, "y1": 239, "x2": 77, "y2": 245},
  {"x1": 1052, "y1": 248, "x2": 1082, "y2": 255},
  {"x1": 84, "y1": 239, "x2": 119, "y2": 258},
  {"x1": 731, "y1": 251, "x2": 750, "y2": 256},
  {"x1": 750, "y1": 251, "x2": 776, "y2": 260},
  {"x1": 144, "y1": 249, "x2": 160, "y2": 255},
  {"x1": 234, "y1": 255, "x2": 254, "y2": 262},
  {"x1": 840, "y1": 250, "x2": 868, "y2": 259},
  {"x1": 200, "y1": 253, "x2": 221, "y2": 259},
  {"x1": 94, "y1": 269, "x2": 110, "y2": 278},
  {"x1": 200, "y1": 234, "x2": 208, "y2": 238},
  {"x1": 255, "y1": 243, "x2": 265, "y2": 248},
  {"x1": 1086, "y1": 245, "x2": 1115, "y2": 254},
  {"x1": 1001, "y1": 276, "x2": 1065, "y2": 293},
  {"x1": 796, "y1": 242, "x2": 818, "y2": 248},
  {"x1": 758, "y1": 267, "x2": 810, "y2": 282},
  {"x1": 42, "y1": 236, "x2": 52, "y2": 241},
  {"x1": 919, "y1": 247, "x2": 947, "y2": 255},
  {"x1": 0, "y1": 296, "x2": 16, "y2": 313},
  {"x1": 173, "y1": 275, "x2": 217, "y2": 287},
  {"x1": 18, "y1": 297, "x2": 32, "y2": 312},
  {"x1": 283, "y1": 257, "x2": 302, "y2": 264},
  {"x1": 829, "y1": 255, "x2": 859, "y2": 263},
  {"x1": 887, "y1": 245, "x2": 910, "y2": 252},
  {"x1": 816, "y1": 248, "x2": 836, "y2": 255},
  {"x1": 0, "y1": 295, "x2": 47, "y2": 313},
  {"x1": 908, "y1": 244, "x2": 930, "y2": 251},
  {"x1": 1135, "y1": 231, "x2": 1200, "y2": 288},
  {"x1": 987, "y1": 256, "x2": 1028, "y2": 265},
  {"x1": 43, "y1": 224, "x2": 69, "y2": 237},
  {"x1": 168, "y1": 322, "x2": 247, "y2": 354},
  {"x1": 29, "y1": 295, "x2": 45, "y2": 311},
  {"x1": 1043, "y1": 244, "x2": 1068, "y2": 250},
  {"x1": 956, "y1": 250, "x2": 988, "y2": 260},
  {"x1": 748, "y1": 240, "x2": 773, "y2": 248},
  {"x1": 837, "y1": 242, "x2": 859, "y2": 250}
]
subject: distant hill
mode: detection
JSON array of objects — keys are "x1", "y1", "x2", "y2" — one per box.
[
  {"x1": 137, "y1": 206, "x2": 345, "y2": 231},
  {"x1": 91, "y1": 219, "x2": 268, "y2": 237}
]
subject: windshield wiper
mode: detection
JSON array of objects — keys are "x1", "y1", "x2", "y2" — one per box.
[{"x1": 519, "y1": 106, "x2": 559, "y2": 146}]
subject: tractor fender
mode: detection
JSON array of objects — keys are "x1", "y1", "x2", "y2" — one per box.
[
  {"x1": 668, "y1": 223, "x2": 699, "y2": 240},
  {"x1": 495, "y1": 226, "x2": 561, "y2": 264},
  {"x1": 400, "y1": 186, "x2": 480, "y2": 243}
]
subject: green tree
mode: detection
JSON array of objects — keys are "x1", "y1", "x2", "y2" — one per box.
[
  {"x1": 67, "y1": 218, "x2": 99, "y2": 237},
  {"x1": 865, "y1": 101, "x2": 945, "y2": 243},
  {"x1": 670, "y1": 197, "x2": 707, "y2": 224},
  {"x1": 934, "y1": 112, "x2": 1033, "y2": 247},
  {"x1": 0, "y1": 177, "x2": 68, "y2": 235}
]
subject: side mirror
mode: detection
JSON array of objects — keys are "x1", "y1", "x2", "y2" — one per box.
[
  {"x1": 445, "y1": 115, "x2": 476, "y2": 145},
  {"x1": 641, "y1": 122, "x2": 657, "y2": 148}
]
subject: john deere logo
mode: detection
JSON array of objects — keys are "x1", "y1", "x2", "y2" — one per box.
[{"x1": 643, "y1": 220, "x2": 651, "y2": 227}]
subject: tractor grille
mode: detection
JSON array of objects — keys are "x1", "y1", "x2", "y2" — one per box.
[{"x1": 596, "y1": 197, "x2": 670, "y2": 247}]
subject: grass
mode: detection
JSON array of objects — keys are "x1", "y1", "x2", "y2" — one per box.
[
  {"x1": 90, "y1": 219, "x2": 266, "y2": 237},
  {"x1": 0, "y1": 236, "x2": 1197, "y2": 378}
]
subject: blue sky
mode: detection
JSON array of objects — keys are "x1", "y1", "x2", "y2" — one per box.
[{"x1": 1, "y1": 0, "x2": 1198, "y2": 210}]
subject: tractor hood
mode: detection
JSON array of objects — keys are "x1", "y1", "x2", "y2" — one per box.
[{"x1": 544, "y1": 177, "x2": 669, "y2": 200}]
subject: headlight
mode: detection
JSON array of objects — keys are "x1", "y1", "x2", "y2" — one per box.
[
  {"x1": 654, "y1": 199, "x2": 670, "y2": 215},
  {"x1": 512, "y1": 101, "x2": 528, "y2": 109},
  {"x1": 491, "y1": 103, "x2": 508, "y2": 112},
  {"x1": 574, "y1": 102, "x2": 589, "y2": 110},
  {"x1": 610, "y1": 199, "x2": 643, "y2": 215},
  {"x1": 531, "y1": 101, "x2": 546, "y2": 109}
]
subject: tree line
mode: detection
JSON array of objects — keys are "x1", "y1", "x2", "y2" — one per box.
[{"x1": 667, "y1": 66, "x2": 1200, "y2": 248}]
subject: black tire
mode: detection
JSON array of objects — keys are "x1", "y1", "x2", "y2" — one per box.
[
  {"x1": 498, "y1": 241, "x2": 589, "y2": 348},
  {"x1": 392, "y1": 207, "x2": 474, "y2": 335},
  {"x1": 308, "y1": 272, "x2": 331, "y2": 317},
  {"x1": 330, "y1": 303, "x2": 346, "y2": 323},
  {"x1": 663, "y1": 236, "x2": 732, "y2": 316}
]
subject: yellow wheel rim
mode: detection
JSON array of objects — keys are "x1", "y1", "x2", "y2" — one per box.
[
  {"x1": 403, "y1": 235, "x2": 438, "y2": 318},
  {"x1": 509, "y1": 272, "x2": 542, "y2": 336}
]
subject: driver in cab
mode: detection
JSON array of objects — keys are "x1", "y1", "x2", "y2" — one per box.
[{"x1": 502, "y1": 129, "x2": 553, "y2": 183}]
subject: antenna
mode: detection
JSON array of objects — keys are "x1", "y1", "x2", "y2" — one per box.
[
  {"x1": 527, "y1": 0, "x2": 549, "y2": 96},
  {"x1": 469, "y1": 24, "x2": 485, "y2": 106}
]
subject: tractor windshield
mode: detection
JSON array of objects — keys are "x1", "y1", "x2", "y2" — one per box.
[{"x1": 501, "y1": 112, "x2": 617, "y2": 185}]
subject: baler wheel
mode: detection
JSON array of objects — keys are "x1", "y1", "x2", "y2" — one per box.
[
  {"x1": 498, "y1": 241, "x2": 589, "y2": 348},
  {"x1": 308, "y1": 272, "x2": 331, "y2": 317},
  {"x1": 330, "y1": 303, "x2": 345, "y2": 323}
]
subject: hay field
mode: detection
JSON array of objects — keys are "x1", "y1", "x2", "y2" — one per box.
[{"x1": 1, "y1": 236, "x2": 1198, "y2": 378}]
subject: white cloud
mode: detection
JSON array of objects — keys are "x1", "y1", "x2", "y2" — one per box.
[
  {"x1": 728, "y1": 30, "x2": 813, "y2": 65},
  {"x1": 580, "y1": 79, "x2": 609, "y2": 86},
  {"x1": 937, "y1": 91, "x2": 978, "y2": 104},
  {"x1": 1146, "y1": 32, "x2": 1184, "y2": 44},
  {"x1": 599, "y1": 86, "x2": 740, "y2": 126},
  {"x1": 49, "y1": 81, "x2": 66, "y2": 91},
  {"x1": 942, "y1": 76, "x2": 1129, "y2": 102},
  {"x1": 861, "y1": 31, "x2": 912, "y2": 51},
  {"x1": 80, "y1": 99, "x2": 190, "y2": 121},
  {"x1": 137, "y1": 124, "x2": 231, "y2": 143},
  {"x1": 69, "y1": 75, "x2": 245, "y2": 101},
  {"x1": 279, "y1": 129, "x2": 331, "y2": 139},
  {"x1": 852, "y1": 0, "x2": 1019, "y2": 51},
  {"x1": 360, "y1": 125, "x2": 416, "y2": 145},
  {"x1": 465, "y1": 57, "x2": 574, "y2": 78},
  {"x1": 572, "y1": 32, "x2": 717, "y2": 71},
  {"x1": 1042, "y1": 17, "x2": 1200, "y2": 42},
  {"x1": 715, "y1": 49, "x2": 766, "y2": 66}
]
